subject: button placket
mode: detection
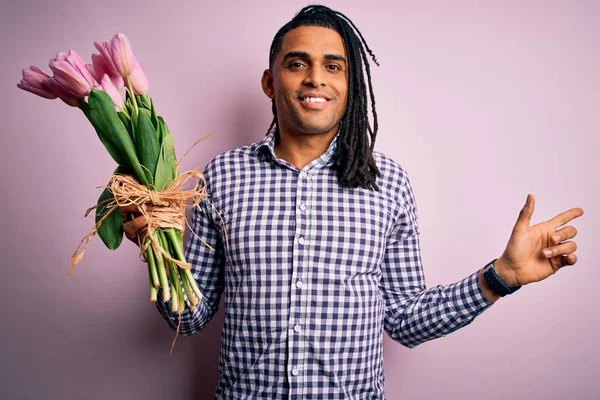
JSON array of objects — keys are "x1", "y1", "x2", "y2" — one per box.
[
  {"x1": 299, "y1": 168, "x2": 315, "y2": 397},
  {"x1": 288, "y1": 167, "x2": 312, "y2": 394}
]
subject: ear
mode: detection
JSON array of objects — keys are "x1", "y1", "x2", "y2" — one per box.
[{"x1": 261, "y1": 69, "x2": 275, "y2": 99}]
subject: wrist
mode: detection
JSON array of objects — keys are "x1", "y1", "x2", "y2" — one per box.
[
  {"x1": 493, "y1": 256, "x2": 519, "y2": 287},
  {"x1": 482, "y1": 258, "x2": 522, "y2": 298}
]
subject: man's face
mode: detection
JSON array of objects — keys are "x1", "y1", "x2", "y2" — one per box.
[{"x1": 262, "y1": 26, "x2": 348, "y2": 137}]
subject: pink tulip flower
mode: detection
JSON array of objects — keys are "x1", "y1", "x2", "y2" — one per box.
[
  {"x1": 98, "y1": 74, "x2": 125, "y2": 111},
  {"x1": 49, "y1": 49, "x2": 95, "y2": 97},
  {"x1": 94, "y1": 33, "x2": 137, "y2": 78},
  {"x1": 87, "y1": 53, "x2": 125, "y2": 91},
  {"x1": 45, "y1": 78, "x2": 80, "y2": 107},
  {"x1": 110, "y1": 33, "x2": 136, "y2": 77},
  {"x1": 129, "y1": 60, "x2": 148, "y2": 95},
  {"x1": 17, "y1": 66, "x2": 57, "y2": 99},
  {"x1": 93, "y1": 40, "x2": 120, "y2": 77}
]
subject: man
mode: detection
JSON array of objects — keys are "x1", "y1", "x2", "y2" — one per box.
[{"x1": 121, "y1": 5, "x2": 583, "y2": 399}]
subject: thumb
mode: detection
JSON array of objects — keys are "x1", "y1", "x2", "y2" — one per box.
[{"x1": 515, "y1": 193, "x2": 535, "y2": 232}]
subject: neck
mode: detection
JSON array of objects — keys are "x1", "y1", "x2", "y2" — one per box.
[{"x1": 274, "y1": 126, "x2": 338, "y2": 170}]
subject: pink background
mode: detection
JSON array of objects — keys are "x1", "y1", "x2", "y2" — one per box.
[{"x1": 1, "y1": 0, "x2": 598, "y2": 399}]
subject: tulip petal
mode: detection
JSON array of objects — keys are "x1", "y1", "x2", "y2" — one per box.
[
  {"x1": 94, "y1": 41, "x2": 119, "y2": 76},
  {"x1": 17, "y1": 82, "x2": 57, "y2": 99},
  {"x1": 45, "y1": 78, "x2": 80, "y2": 106},
  {"x1": 100, "y1": 74, "x2": 125, "y2": 111},
  {"x1": 129, "y1": 61, "x2": 148, "y2": 95},
  {"x1": 112, "y1": 76, "x2": 125, "y2": 91},
  {"x1": 53, "y1": 51, "x2": 69, "y2": 62},
  {"x1": 86, "y1": 63, "x2": 98, "y2": 82},
  {"x1": 22, "y1": 67, "x2": 51, "y2": 90},
  {"x1": 49, "y1": 60, "x2": 91, "y2": 97},
  {"x1": 28, "y1": 65, "x2": 52, "y2": 79},
  {"x1": 67, "y1": 49, "x2": 95, "y2": 88}
]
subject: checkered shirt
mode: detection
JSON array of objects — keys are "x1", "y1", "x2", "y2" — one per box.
[{"x1": 156, "y1": 129, "x2": 493, "y2": 399}]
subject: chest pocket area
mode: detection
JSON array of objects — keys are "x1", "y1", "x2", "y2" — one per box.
[{"x1": 311, "y1": 193, "x2": 390, "y2": 279}]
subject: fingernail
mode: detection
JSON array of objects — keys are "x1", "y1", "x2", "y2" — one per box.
[
  {"x1": 552, "y1": 235, "x2": 561, "y2": 243},
  {"x1": 544, "y1": 249, "x2": 552, "y2": 257}
]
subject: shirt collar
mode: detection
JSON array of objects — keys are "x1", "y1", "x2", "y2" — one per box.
[{"x1": 255, "y1": 128, "x2": 339, "y2": 167}]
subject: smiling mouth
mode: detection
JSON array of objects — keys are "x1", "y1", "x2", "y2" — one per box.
[{"x1": 298, "y1": 94, "x2": 331, "y2": 109}]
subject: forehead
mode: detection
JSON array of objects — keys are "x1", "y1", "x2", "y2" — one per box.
[{"x1": 279, "y1": 25, "x2": 346, "y2": 58}]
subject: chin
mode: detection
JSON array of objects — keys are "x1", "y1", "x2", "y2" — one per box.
[{"x1": 296, "y1": 120, "x2": 340, "y2": 135}]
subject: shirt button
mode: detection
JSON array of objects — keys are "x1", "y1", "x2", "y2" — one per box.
[
  {"x1": 294, "y1": 324, "x2": 301, "y2": 333},
  {"x1": 292, "y1": 368, "x2": 299, "y2": 376},
  {"x1": 299, "y1": 203, "x2": 306, "y2": 211},
  {"x1": 301, "y1": 171, "x2": 308, "y2": 178},
  {"x1": 298, "y1": 237, "x2": 305, "y2": 245},
  {"x1": 296, "y1": 280, "x2": 303, "y2": 288}
]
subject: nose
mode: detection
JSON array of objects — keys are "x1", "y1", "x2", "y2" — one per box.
[{"x1": 303, "y1": 66, "x2": 325, "y2": 88}]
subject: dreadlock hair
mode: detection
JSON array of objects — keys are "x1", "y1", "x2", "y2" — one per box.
[{"x1": 266, "y1": 4, "x2": 382, "y2": 191}]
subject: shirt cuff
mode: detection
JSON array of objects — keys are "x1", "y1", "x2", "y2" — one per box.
[{"x1": 450, "y1": 270, "x2": 494, "y2": 321}]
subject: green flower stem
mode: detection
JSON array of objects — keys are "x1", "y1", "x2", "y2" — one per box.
[
  {"x1": 175, "y1": 264, "x2": 186, "y2": 313},
  {"x1": 158, "y1": 231, "x2": 184, "y2": 313},
  {"x1": 161, "y1": 228, "x2": 193, "y2": 311},
  {"x1": 148, "y1": 263, "x2": 158, "y2": 303},
  {"x1": 180, "y1": 267, "x2": 198, "y2": 307},
  {"x1": 145, "y1": 239, "x2": 160, "y2": 288},
  {"x1": 165, "y1": 228, "x2": 185, "y2": 261},
  {"x1": 152, "y1": 231, "x2": 170, "y2": 303},
  {"x1": 183, "y1": 268, "x2": 204, "y2": 302},
  {"x1": 166, "y1": 228, "x2": 204, "y2": 302},
  {"x1": 170, "y1": 283, "x2": 178, "y2": 313},
  {"x1": 125, "y1": 77, "x2": 139, "y2": 116},
  {"x1": 166, "y1": 258, "x2": 184, "y2": 313}
]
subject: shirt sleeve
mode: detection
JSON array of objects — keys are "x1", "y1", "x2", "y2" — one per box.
[
  {"x1": 155, "y1": 171, "x2": 225, "y2": 336},
  {"x1": 379, "y1": 170, "x2": 493, "y2": 348}
]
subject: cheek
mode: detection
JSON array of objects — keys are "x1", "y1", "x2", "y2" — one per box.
[{"x1": 274, "y1": 81, "x2": 297, "y2": 105}]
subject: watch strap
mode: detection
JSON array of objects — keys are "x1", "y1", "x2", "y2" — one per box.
[{"x1": 483, "y1": 258, "x2": 522, "y2": 297}]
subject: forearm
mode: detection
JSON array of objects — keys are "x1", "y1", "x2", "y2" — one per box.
[{"x1": 386, "y1": 271, "x2": 493, "y2": 348}]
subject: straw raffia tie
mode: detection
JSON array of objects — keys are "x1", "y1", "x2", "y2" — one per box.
[{"x1": 68, "y1": 170, "x2": 207, "y2": 278}]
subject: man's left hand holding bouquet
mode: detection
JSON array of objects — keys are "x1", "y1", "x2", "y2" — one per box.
[{"x1": 17, "y1": 33, "x2": 208, "y2": 348}]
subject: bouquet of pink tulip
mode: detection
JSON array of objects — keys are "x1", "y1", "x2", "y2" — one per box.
[{"x1": 18, "y1": 33, "x2": 207, "y2": 320}]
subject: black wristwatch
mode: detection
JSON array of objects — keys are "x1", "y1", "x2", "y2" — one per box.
[{"x1": 482, "y1": 258, "x2": 521, "y2": 297}]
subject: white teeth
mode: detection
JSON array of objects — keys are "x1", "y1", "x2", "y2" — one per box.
[{"x1": 303, "y1": 97, "x2": 326, "y2": 103}]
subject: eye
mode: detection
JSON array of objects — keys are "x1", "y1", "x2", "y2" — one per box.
[
  {"x1": 289, "y1": 61, "x2": 306, "y2": 69},
  {"x1": 326, "y1": 64, "x2": 342, "y2": 71}
]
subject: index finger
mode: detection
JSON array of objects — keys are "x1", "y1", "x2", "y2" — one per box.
[{"x1": 548, "y1": 207, "x2": 584, "y2": 229}]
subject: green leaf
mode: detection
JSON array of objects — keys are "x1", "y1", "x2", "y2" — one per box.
[
  {"x1": 156, "y1": 115, "x2": 166, "y2": 146},
  {"x1": 140, "y1": 108, "x2": 153, "y2": 126},
  {"x1": 136, "y1": 94, "x2": 151, "y2": 110},
  {"x1": 154, "y1": 135, "x2": 177, "y2": 191},
  {"x1": 117, "y1": 111, "x2": 130, "y2": 136},
  {"x1": 132, "y1": 109, "x2": 160, "y2": 188},
  {"x1": 157, "y1": 117, "x2": 177, "y2": 179},
  {"x1": 150, "y1": 97, "x2": 159, "y2": 131},
  {"x1": 162, "y1": 133, "x2": 177, "y2": 180},
  {"x1": 96, "y1": 165, "x2": 130, "y2": 250},
  {"x1": 85, "y1": 90, "x2": 148, "y2": 186},
  {"x1": 154, "y1": 147, "x2": 171, "y2": 192},
  {"x1": 80, "y1": 101, "x2": 127, "y2": 166}
]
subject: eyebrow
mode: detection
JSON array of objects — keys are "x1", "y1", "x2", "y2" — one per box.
[{"x1": 282, "y1": 51, "x2": 347, "y2": 63}]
